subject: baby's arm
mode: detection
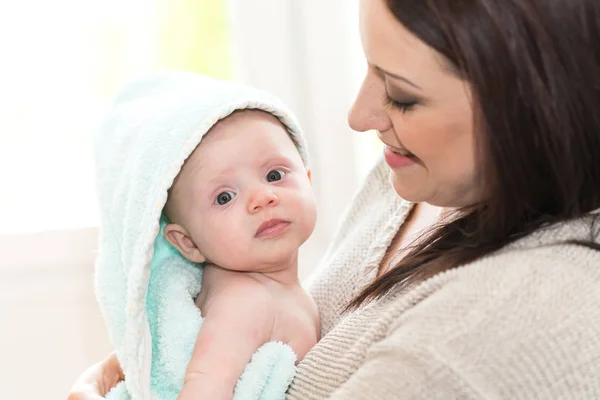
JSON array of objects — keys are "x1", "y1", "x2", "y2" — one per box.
[{"x1": 178, "y1": 279, "x2": 274, "y2": 400}]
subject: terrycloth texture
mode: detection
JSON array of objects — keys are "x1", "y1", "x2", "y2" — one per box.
[
  {"x1": 287, "y1": 158, "x2": 600, "y2": 399},
  {"x1": 94, "y1": 71, "x2": 308, "y2": 400}
]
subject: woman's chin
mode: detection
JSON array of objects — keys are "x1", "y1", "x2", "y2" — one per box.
[
  {"x1": 389, "y1": 172, "x2": 480, "y2": 208},
  {"x1": 388, "y1": 171, "x2": 427, "y2": 203}
]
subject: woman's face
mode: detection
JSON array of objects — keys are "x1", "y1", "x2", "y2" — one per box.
[{"x1": 349, "y1": 0, "x2": 479, "y2": 208}]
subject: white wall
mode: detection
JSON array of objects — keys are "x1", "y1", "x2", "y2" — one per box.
[
  {"x1": 0, "y1": 228, "x2": 113, "y2": 398},
  {"x1": 0, "y1": 3, "x2": 160, "y2": 395}
]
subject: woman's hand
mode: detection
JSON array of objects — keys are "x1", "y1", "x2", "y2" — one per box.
[{"x1": 67, "y1": 352, "x2": 124, "y2": 400}]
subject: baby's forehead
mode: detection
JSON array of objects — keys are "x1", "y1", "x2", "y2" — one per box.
[
  {"x1": 196, "y1": 109, "x2": 298, "y2": 154},
  {"x1": 207, "y1": 109, "x2": 286, "y2": 135},
  {"x1": 182, "y1": 110, "x2": 291, "y2": 168}
]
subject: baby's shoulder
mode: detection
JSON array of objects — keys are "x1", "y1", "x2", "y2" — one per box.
[
  {"x1": 199, "y1": 267, "x2": 274, "y2": 313},
  {"x1": 274, "y1": 285, "x2": 320, "y2": 335}
]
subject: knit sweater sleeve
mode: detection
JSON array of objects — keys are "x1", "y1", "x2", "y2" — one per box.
[
  {"x1": 327, "y1": 343, "x2": 483, "y2": 400},
  {"x1": 326, "y1": 245, "x2": 600, "y2": 400}
]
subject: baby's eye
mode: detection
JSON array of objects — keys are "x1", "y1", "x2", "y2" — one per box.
[
  {"x1": 215, "y1": 191, "x2": 236, "y2": 205},
  {"x1": 266, "y1": 169, "x2": 286, "y2": 182}
]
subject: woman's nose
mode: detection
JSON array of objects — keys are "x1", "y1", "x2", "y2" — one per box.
[
  {"x1": 247, "y1": 187, "x2": 279, "y2": 213},
  {"x1": 348, "y1": 74, "x2": 392, "y2": 133}
]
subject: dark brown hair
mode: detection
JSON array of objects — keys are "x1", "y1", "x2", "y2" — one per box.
[{"x1": 350, "y1": 0, "x2": 600, "y2": 308}]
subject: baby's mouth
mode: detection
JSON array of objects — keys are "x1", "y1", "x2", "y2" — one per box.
[{"x1": 255, "y1": 219, "x2": 291, "y2": 238}]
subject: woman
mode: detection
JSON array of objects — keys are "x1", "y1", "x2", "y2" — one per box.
[{"x1": 70, "y1": 0, "x2": 600, "y2": 398}]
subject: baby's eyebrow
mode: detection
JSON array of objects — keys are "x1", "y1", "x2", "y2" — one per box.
[
  {"x1": 261, "y1": 154, "x2": 295, "y2": 168},
  {"x1": 205, "y1": 174, "x2": 231, "y2": 188}
]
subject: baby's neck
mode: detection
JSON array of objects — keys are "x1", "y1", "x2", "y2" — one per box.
[{"x1": 253, "y1": 255, "x2": 300, "y2": 287}]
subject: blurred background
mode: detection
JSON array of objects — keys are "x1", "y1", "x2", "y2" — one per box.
[{"x1": 0, "y1": 0, "x2": 383, "y2": 398}]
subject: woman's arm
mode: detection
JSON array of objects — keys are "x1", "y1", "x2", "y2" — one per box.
[{"x1": 67, "y1": 352, "x2": 123, "y2": 400}]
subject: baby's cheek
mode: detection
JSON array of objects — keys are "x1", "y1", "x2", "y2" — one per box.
[
  {"x1": 197, "y1": 223, "x2": 234, "y2": 260},
  {"x1": 297, "y1": 194, "x2": 317, "y2": 236}
]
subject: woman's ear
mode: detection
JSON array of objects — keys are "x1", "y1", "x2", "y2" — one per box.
[{"x1": 163, "y1": 223, "x2": 206, "y2": 263}]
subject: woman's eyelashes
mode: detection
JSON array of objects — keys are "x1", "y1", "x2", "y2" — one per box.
[{"x1": 384, "y1": 93, "x2": 417, "y2": 113}]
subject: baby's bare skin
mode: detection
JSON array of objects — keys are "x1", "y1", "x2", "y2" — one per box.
[
  {"x1": 197, "y1": 264, "x2": 320, "y2": 360},
  {"x1": 176, "y1": 264, "x2": 319, "y2": 400}
]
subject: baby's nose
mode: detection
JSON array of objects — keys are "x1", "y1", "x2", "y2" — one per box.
[{"x1": 247, "y1": 188, "x2": 279, "y2": 213}]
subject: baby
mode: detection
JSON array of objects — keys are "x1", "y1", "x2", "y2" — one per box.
[{"x1": 161, "y1": 109, "x2": 320, "y2": 399}]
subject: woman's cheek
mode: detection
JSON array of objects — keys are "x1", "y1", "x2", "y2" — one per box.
[{"x1": 396, "y1": 118, "x2": 435, "y2": 158}]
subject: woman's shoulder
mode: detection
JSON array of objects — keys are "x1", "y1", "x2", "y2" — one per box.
[
  {"x1": 383, "y1": 213, "x2": 600, "y2": 344},
  {"x1": 290, "y1": 215, "x2": 600, "y2": 399},
  {"x1": 291, "y1": 238, "x2": 600, "y2": 399},
  {"x1": 404, "y1": 212, "x2": 600, "y2": 300}
]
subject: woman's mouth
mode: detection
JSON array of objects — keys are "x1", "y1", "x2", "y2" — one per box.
[
  {"x1": 383, "y1": 145, "x2": 417, "y2": 168},
  {"x1": 255, "y1": 219, "x2": 291, "y2": 238}
]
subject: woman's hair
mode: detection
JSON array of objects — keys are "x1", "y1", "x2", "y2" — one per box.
[{"x1": 350, "y1": 0, "x2": 600, "y2": 308}]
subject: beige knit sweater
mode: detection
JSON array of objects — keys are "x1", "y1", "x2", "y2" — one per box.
[{"x1": 287, "y1": 159, "x2": 600, "y2": 399}]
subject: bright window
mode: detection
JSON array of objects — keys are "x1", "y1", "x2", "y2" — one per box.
[{"x1": 0, "y1": 0, "x2": 231, "y2": 234}]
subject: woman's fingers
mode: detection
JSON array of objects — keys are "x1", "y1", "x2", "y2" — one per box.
[
  {"x1": 101, "y1": 353, "x2": 124, "y2": 393},
  {"x1": 66, "y1": 388, "x2": 106, "y2": 400},
  {"x1": 67, "y1": 352, "x2": 123, "y2": 400}
]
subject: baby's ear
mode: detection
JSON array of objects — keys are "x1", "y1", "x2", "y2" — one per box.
[
  {"x1": 306, "y1": 169, "x2": 312, "y2": 183},
  {"x1": 163, "y1": 223, "x2": 206, "y2": 263}
]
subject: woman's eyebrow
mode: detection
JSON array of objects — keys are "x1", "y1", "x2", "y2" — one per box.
[{"x1": 375, "y1": 66, "x2": 422, "y2": 90}]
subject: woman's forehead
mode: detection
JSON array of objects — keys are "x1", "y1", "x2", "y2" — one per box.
[{"x1": 359, "y1": 0, "x2": 449, "y2": 90}]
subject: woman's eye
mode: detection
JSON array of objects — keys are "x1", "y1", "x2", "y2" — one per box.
[
  {"x1": 384, "y1": 94, "x2": 417, "y2": 114},
  {"x1": 266, "y1": 169, "x2": 286, "y2": 182},
  {"x1": 215, "y1": 191, "x2": 236, "y2": 205}
]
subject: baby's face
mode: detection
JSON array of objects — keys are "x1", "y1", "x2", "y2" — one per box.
[{"x1": 172, "y1": 110, "x2": 316, "y2": 271}]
